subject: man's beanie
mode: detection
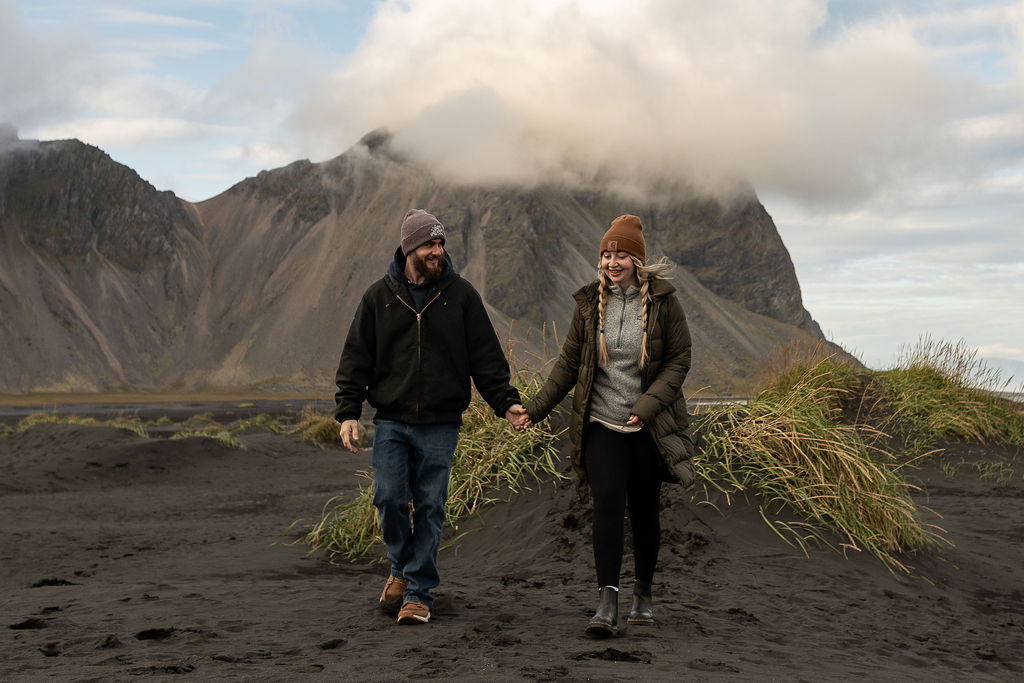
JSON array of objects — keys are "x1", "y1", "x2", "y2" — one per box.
[
  {"x1": 600, "y1": 214, "x2": 646, "y2": 262},
  {"x1": 401, "y1": 209, "x2": 446, "y2": 256}
]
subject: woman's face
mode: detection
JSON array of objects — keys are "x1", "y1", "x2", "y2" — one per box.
[{"x1": 601, "y1": 250, "x2": 638, "y2": 288}]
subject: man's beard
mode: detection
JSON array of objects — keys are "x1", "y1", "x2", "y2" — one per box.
[{"x1": 410, "y1": 251, "x2": 444, "y2": 280}]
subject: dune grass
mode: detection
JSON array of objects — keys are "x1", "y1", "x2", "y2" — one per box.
[
  {"x1": 300, "y1": 476, "x2": 380, "y2": 561},
  {"x1": 170, "y1": 426, "x2": 244, "y2": 449},
  {"x1": 4, "y1": 408, "x2": 321, "y2": 450},
  {"x1": 695, "y1": 354, "x2": 941, "y2": 572},
  {"x1": 14, "y1": 412, "x2": 150, "y2": 438},
  {"x1": 288, "y1": 406, "x2": 344, "y2": 446},
  {"x1": 297, "y1": 371, "x2": 566, "y2": 563},
  {"x1": 695, "y1": 337, "x2": 1024, "y2": 572},
  {"x1": 231, "y1": 413, "x2": 285, "y2": 434},
  {"x1": 869, "y1": 337, "x2": 1024, "y2": 453}
]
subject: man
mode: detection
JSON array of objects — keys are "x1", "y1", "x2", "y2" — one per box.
[{"x1": 335, "y1": 208, "x2": 527, "y2": 625}]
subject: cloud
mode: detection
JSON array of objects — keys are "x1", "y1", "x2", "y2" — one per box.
[
  {"x1": 34, "y1": 117, "x2": 236, "y2": 148},
  {"x1": 977, "y1": 343, "x2": 1024, "y2": 357},
  {"x1": 0, "y1": 2, "x2": 100, "y2": 128},
  {"x1": 798, "y1": 257, "x2": 1024, "y2": 367},
  {"x1": 211, "y1": 141, "x2": 297, "y2": 167},
  {"x1": 288, "y1": 0, "x2": 1023, "y2": 203},
  {"x1": 96, "y1": 8, "x2": 215, "y2": 29}
]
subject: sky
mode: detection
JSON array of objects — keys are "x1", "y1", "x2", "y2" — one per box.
[{"x1": 1, "y1": 0, "x2": 1022, "y2": 382}]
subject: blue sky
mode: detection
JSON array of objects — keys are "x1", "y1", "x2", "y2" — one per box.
[{"x1": 2, "y1": 0, "x2": 1022, "y2": 382}]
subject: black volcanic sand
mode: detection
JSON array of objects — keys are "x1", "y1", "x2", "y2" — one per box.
[{"x1": 2, "y1": 420, "x2": 1023, "y2": 681}]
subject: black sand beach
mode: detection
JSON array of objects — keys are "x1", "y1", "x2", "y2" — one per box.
[{"x1": 2, "y1": 410, "x2": 1022, "y2": 681}]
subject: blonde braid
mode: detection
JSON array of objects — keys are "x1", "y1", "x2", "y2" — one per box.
[
  {"x1": 631, "y1": 255, "x2": 674, "y2": 368},
  {"x1": 597, "y1": 270, "x2": 610, "y2": 366},
  {"x1": 639, "y1": 273, "x2": 651, "y2": 368}
]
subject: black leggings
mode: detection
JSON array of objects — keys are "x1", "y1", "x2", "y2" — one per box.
[{"x1": 583, "y1": 422, "x2": 663, "y2": 588}]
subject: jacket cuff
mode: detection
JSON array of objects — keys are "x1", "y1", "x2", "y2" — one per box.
[{"x1": 630, "y1": 395, "x2": 659, "y2": 423}]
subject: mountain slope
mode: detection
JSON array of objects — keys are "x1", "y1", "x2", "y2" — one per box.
[
  {"x1": 0, "y1": 138, "x2": 206, "y2": 392},
  {"x1": 1, "y1": 131, "x2": 835, "y2": 395}
]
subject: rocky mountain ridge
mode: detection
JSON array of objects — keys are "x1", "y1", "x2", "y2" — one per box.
[{"x1": 0, "y1": 130, "x2": 833, "y2": 395}]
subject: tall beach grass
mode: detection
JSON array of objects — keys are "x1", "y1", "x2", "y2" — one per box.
[
  {"x1": 870, "y1": 336, "x2": 1024, "y2": 452},
  {"x1": 695, "y1": 353, "x2": 941, "y2": 572}
]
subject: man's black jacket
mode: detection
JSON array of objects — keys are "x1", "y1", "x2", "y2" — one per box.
[{"x1": 334, "y1": 250, "x2": 520, "y2": 425}]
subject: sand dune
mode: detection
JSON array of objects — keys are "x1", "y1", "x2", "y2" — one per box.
[{"x1": 2, "y1": 418, "x2": 1022, "y2": 681}]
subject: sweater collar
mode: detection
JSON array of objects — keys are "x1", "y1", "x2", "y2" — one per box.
[{"x1": 608, "y1": 284, "x2": 641, "y2": 300}]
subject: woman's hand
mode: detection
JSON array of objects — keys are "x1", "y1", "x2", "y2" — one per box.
[{"x1": 627, "y1": 414, "x2": 644, "y2": 428}]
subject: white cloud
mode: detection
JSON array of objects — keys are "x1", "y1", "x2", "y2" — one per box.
[
  {"x1": 111, "y1": 38, "x2": 225, "y2": 59},
  {"x1": 287, "y1": 0, "x2": 1000, "y2": 203},
  {"x1": 0, "y1": 2, "x2": 100, "y2": 127},
  {"x1": 34, "y1": 117, "x2": 237, "y2": 147},
  {"x1": 97, "y1": 8, "x2": 215, "y2": 29},
  {"x1": 977, "y1": 342, "x2": 1024, "y2": 356},
  {"x1": 211, "y1": 142, "x2": 297, "y2": 167}
]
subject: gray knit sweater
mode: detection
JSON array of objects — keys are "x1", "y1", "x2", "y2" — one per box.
[{"x1": 589, "y1": 284, "x2": 644, "y2": 429}]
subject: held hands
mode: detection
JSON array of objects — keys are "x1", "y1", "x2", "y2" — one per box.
[
  {"x1": 339, "y1": 419, "x2": 361, "y2": 453},
  {"x1": 505, "y1": 404, "x2": 532, "y2": 431}
]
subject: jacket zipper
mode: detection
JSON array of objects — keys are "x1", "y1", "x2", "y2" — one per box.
[
  {"x1": 616, "y1": 294, "x2": 627, "y2": 347},
  {"x1": 395, "y1": 290, "x2": 443, "y2": 419}
]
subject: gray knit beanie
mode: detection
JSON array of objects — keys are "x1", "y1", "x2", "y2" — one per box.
[{"x1": 401, "y1": 209, "x2": 446, "y2": 255}]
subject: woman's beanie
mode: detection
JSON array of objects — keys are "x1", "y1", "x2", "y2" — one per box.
[
  {"x1": 401, "y1": 209, "x2": 446, "y2": 255},
  {"x1": 600, "y1": 214, "x2": 646, "y2": 262}
]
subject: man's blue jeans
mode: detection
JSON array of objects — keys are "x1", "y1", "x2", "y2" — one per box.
[{"x1": 372, "y1": 419, "x2": 460, "y2": 608}]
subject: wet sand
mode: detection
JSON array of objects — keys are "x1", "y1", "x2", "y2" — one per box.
[{"x1": 2, "y1": 417, "x2": 1022, "y2": 681}]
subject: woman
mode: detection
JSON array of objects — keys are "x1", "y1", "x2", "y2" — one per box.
[{"x1": 521, "y1": 214, "x2": 696, "y2": 636}]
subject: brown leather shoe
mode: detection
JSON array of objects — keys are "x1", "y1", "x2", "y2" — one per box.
[
  {"x1": 396, "y1": 601, "x2": 430, "y2": 624},
  {"x1": 379, "y1": 576, "x2": 409, "y2": 614}
]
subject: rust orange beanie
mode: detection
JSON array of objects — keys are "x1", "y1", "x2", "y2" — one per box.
[{"x1": 599, "y1": 214, "x2": 646, "y2": 262}]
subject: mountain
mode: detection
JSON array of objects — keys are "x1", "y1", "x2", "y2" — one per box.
[
  {"x1": 0, "y1": 135, "x2": 207, "y2": 393},
  {"x1": 0, "y1": 129, "x2": 837, "y2": 396}
]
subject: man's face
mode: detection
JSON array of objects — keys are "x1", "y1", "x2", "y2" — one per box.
[{"x1": 408, "y1": 239, "x2": 445, "y2": 280}]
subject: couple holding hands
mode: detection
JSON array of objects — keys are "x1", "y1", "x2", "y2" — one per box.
[{"x1": 335, "y1": 210, "x2": 696, "y2": 635}]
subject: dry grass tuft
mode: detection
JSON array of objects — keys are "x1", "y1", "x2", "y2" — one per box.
[
  {"x1": 696, "y1": 354, "x2": 945, "y2": 573},
  {"x1": 870, "y1": 336, "x2": 1024, "y2": 452},
  {"x1": 289, "y1": 406, "x2": 343, "y2": 447}
]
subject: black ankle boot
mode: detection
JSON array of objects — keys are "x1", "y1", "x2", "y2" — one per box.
[
  {"x1": 585, "y1": 586, "x2": 618, "y2": 636},
  {"x1": 627, "y1": 580, "x2": 654, "y2": 625}
]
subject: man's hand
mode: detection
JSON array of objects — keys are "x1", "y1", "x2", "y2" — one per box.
[
  {"x1": 505, "y1": 404, "x2": 532, "y2": 431},
  {"x1": 339, "y1": 419, "x2": 361, "y2": 453}
]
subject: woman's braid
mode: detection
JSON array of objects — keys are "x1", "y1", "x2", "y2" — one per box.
[
  {"x1": 598, "y1": 270, "x2": 610, "y2": 366},
  {"x1": 639, "y1": 273, "x2": 651, "y2": 369}
]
